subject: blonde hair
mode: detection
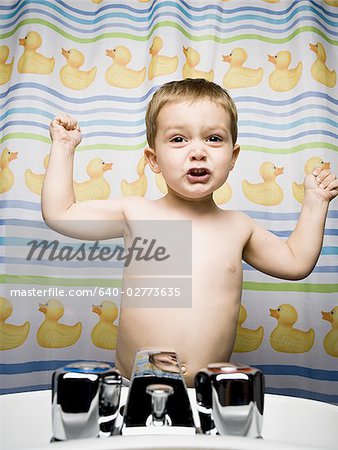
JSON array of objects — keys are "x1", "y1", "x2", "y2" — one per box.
[{"x1": 145, "y1": 78, "x2": 238, "y2": 149}]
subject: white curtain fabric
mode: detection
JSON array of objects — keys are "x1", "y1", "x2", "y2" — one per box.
[{"x1": 0, "y1": 0, "x2": 337, "y2": 403}]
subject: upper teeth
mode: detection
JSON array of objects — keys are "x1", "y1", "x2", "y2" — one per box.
[{"x1": 191, "y1": 169, "x2": 206, "y2": 175}]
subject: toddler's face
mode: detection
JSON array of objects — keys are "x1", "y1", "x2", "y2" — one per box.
[{"x1": 149, "y1": 99, "x2": 239, "y2": 201}]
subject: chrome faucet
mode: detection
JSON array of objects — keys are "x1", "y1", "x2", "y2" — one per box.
[
  {"x1": 194, "y1": 363, "x2": 264, "y2": 438},
  {"x1": 51, "y1": 361, "x2": 121, "y2": 441},
  {"x1": 121, "y1": 348, "x2": 198, "y2": 435}
]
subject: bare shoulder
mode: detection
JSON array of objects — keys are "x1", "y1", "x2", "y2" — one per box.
[
  {"x1": 123, "y1": 195, "x2": 159, "y2": 219},
  {"x1": 219, "y1": 209, "x2": 255, "y2": 240}
]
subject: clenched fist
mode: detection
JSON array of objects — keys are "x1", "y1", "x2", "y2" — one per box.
[{"x1": 50, "y1": 112, "x2": 82, "y2": 151}]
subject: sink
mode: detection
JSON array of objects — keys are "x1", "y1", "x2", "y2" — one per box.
[{"x1": 1, "y1": 388, "x2": 337, "y2": 449}]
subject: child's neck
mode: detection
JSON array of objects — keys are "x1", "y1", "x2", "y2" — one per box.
[{"x1": 160, "y1": 189, "x2": 220, "y2": 216}]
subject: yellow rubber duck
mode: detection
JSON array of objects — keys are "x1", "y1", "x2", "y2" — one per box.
[
  {"x1": 25, "y1": 153, "x2": 49, "y2": 196},
  {"x1": 121, "y1": 155, "x2": 147, "y2": 196},
  {"x1": 37, "y1": 299, "x2": 82, "y2": 348},
  {"x1": 262, "y1": 0, "x2": 280, "y2": 2},
  {"x1": 0, "y1": 46, "x2": 14, "y2": 85},
  {"x1": 322, "y1": 306, "x2": 338, "y2": 357},
  {"x1": 0, "y1": 148, "x2": 18, "y2": 194},
  {"x1": 309, "y1": 42, "x2": 336, "y2": 88},
  {"x1": 148, "y1": 36, "x2": 178, "y2": 80},
  {"x1": 242, "y1": 161, "x2": 284, "y2": 206},
  {"x1": 0, "y1": 297, "x2": 30, "y2": 351},
  {"x1": 213, "y1": 181, "x2": 232, "y2": 205},
  {"x1": 60, "y1": 48, "x2": 97, "y2": 90},
  {"x1": 182, "y1": 46, "x2": 214, "y2": 81},
  {"x1": 18, "y1": 31, "x2": 55, "y2": 74},
  {"x1": 222, "y1": 48, "x2": 263, "y2": 89},
  {"x1": 233, "y1": 305, "x2": 264, "y2": 353},
  {"x1": 268, "y1": 51, "x2": 302, "y2": 92},
  {"x1": 270, "y1": 304, "x2": 314, "y2": 353},
  {"x1": 155, "y1": 172, "x2": 167, "y2": 195},
  {"x1": 292, "y1": 157, "x2": 330, "y2": 204},
  {"x1": 92, "y1": 0, "x2": 104, "y2": 3},
  {"x1": 74, "y1": 158, "x2": 112, "y2": 201},
  {"x1": 91, "y1": 301, "x2": 119, "y2": 350},
  {"x1": 105, "y1": 46, "x2": 146, "y2": 88}
]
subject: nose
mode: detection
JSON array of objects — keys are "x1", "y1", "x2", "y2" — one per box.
[{"x1": 189, "y1": 141, "x2": 207, "y2": 161}]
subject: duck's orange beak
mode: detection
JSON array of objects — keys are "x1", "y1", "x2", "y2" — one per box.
[
  {"x1": 268, "y1": 54, "x2": 276, "y2": 64},
  {"x1": 19, "y1": 38, "x2": 25, "y2": 46},
  {"x1": 323, "y1": 161, "x2": 331, "y2": 170},
  {"x1": 61, "y1": 48, "x2": 69, "y2": 59},
  {"x1": 9, "y1": 151, "x2": 18, "y2": 161},
  {"x1": 39, "y1": 303, "x2": 47, "y2": 314},
  {"x1": 103, "y1": 162, "x2": 113, "y2": 171},
  {"x1": 275, "y1": 167, "x2": 284, "y2": 176},
  {"x1": 106, "y1": 49, "x2": 114, "y2": 58},
  {"x1": 270, "y1": 308, "x2": 279, "y2": 319},
  {"x1": 321, "y1": 311, "x2": 332, "y2": 323},
  {"x1": 222, "y1": 54, "x2": 231, "y2": 63},
  {"x1": 309, "y1": 43, "x2": 317, "y2": 54},
  {"x1": 92, "y1": 305, "x2": 101, "y2": 315}
]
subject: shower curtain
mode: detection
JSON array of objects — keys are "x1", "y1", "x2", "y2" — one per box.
[{"x1": 0, "y1": 0, "x2": 337, "y2": 404}]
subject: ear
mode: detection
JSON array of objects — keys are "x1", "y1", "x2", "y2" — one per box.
[
  {"x1": 230, "y1": 144, "x2": 240, "y2": 171},
  {"x1": 144, "y1": 147, "x2": 161, "y2": 174}
]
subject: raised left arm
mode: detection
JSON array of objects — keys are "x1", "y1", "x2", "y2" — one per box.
[{"x1": 243, "y1": 166, "x2": 337, "y2": 280}]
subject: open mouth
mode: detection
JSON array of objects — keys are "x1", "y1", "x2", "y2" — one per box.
[{"x1": 186, "y1": 167, "x2": 211, "y2": 183}]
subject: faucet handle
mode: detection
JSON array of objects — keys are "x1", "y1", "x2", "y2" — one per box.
[{"x1": 146, "y1": 384, "x2": 174, "y2": 426}]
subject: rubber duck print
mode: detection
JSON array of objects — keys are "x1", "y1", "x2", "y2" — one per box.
[
  {"x1": 268, "y1": 51, "x2": 302, "y2": 92},
  {"x1": 37, "y1": 299, "x2": 82, "y2": 348},
  {"x1": 182, "y1": 46, "x2": 214, "y2": 81},
  {"x1": 222, "y1": 48, "x2": 263, "y2": 89},
  {"x1": 60, "y1": 48, "x2": 97, "y2": 90},
  {"x1": 74, "y1": 158, "x2": 112, "y2": 201},
  {"x1": 270, "y1": 304, "x2": 314, "y2": 353},
  {"x1": 213, "y1": 181, "x2": 232, "y2": 205},
  {"x1": 309, "y1": 42, "x2": 336, "y2": 88},
  {"x1": 0, "y1": 148, "x2": 18, "y2": 194},
  {"x1": 92, "y1": 0, "x2": 104, "y2": 3},
  {"x1": 0, "y1": 46, "x2": 14, "y2": 85},
  {"x1": 233, "y1": 305, "x2": 264, "y2": 353},
  {"x1": 91, "y1": 301, "x2": 119, "y2": 350},
  {"x1": 292, "y1": 157, "x2": 330, "y2": 204},
  {"x1": 18, "y1": 31, "x2": 55, "y2": 74},
  {"x1": 322, "y1": 307, "x2": 338, "y2": 357},
  {"x1": 25, "y1": 153, "x2": 49, "y2": 196},
  {"x1": 120, "y1": 155, "x2": 147, "y2": 197},
  {"x1": 0, "y1": 297, "x2": 30, "y2": 351},
  {"x1": 105, "y1": 46, "x2": 146, "y2": 89},
  {"x1": 242, "y1": 161, "x2": 284, "y2": 206},
  {"x1": 148, "y1": 36, "x2": 178, "y2": 80}
]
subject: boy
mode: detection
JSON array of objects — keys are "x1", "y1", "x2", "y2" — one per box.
[{"x1": 42, "y1": 78, "x2": 337, "y2": 387}]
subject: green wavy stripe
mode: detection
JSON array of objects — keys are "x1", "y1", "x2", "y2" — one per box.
[
  {"x1": 1, "y1": 19, "x2": 337, "y2": 45},
  {"x1": 241, "y1": 143, "x2": 338, "y2": 154},
  {"x1": 0, "y1": 274, "x2": 122, "y2": 287},
  {"x1": 243, "y1": 281, "x2": 338, "y2": 293},
  {"x1": 0, "y1": 133, "x2": 146, "y2": 151},
  {"x1": 1, "y1": 275, "x2": 336, "y2": 293},
  {"x1": 3, "y1": 132, "x2": 337, "y2": 154}
]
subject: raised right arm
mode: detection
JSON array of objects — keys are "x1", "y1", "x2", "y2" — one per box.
[{"x1": 41, "y1": 113, "x2": 124, "y2": 240}]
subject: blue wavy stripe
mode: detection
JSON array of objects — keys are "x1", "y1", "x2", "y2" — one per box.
[
  {"x1": 0, "y1": 384, "x2": 51, "y2": 395},
  {"x1": 0, "y1": 98, "x2": 147, "y2": 116},
  {"x1": 1, "y1": 8, "x2": 337, "y2": 38},
  {"x1": 0, "y1": 359, "x2": 111, "y2": 375},
  {"x1": 1, "y1": 0, "x2": 338, "y2": 27},
  {"x1": 272, "y1": 229, "x2": 338, "y2": 237},
  {"x1": 256, "y1": 364, "x2": 338, "y2": 381},
  {"x1": 1, "y1": 201, "x2": 338, "y2": 221},
  {"x1": 1, "y1": 102, "x2": 338, "y2": 122},
  {"x1": 1, "y1": 85, "x2": 338, "y2": 109},
  {"x1": 240, "y1": 130, "x2": 338, "y2": 142},
  {"x1": 0, "y1": 82, "x2": 160, "y2": 105},
  {"x1": 264, "y1": 387, "x2": 338, "y2": 405}
]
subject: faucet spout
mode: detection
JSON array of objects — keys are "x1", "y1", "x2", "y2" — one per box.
[{"x1": 146, "y1": 384, "x2": 174, "y2": 426}]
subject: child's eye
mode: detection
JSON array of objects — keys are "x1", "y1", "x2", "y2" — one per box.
[
  {"x1": 207, "y1": 135, "x2": 222, "y2": 142},
  {"x1": 171, "y1": 136, "x2": 185, "y2": 143}
]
